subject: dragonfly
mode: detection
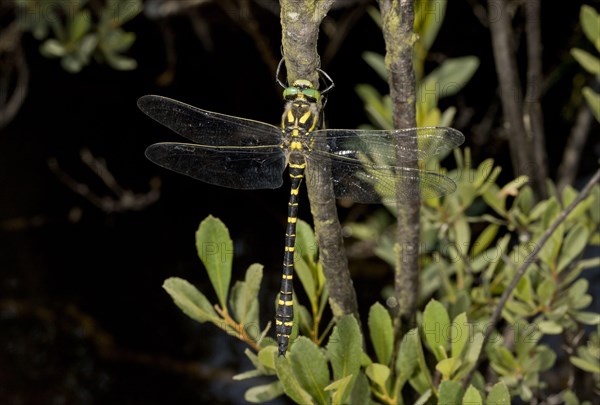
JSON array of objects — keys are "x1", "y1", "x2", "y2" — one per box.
[{"x1": 138, "y1": 61, "x2": 464, "y2": 356}]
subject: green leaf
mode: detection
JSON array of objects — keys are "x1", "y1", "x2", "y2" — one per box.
[
  {"x1": 324, "y1": 375, "x2": 353, "y2": 405},
  {"x1": 581, "y1": 5, "x2": 600, "y2": 51},
  {"x1": 582, "y1": 87, "x2": 600, "y2": 123},
  {"x1": 437, "y1": 380, "x2": 463, "y2": 404},
  {"x1": 258, "y1": 346, "x2": 277, "y2": 370},
  {"x1": 397, "y1": 329, "x2": 419, "y2": 378},
  {"x1": 486, "y1": 381, "x2": 510, "y2": 404},
  {"x1": 422, "y1": 56, "x2": 480, "y2": 99},
  {"x1": 423, "y1": 299, "x2": 450, "y2": 361},
  {"x1": 451, "y1": 216, "x2": 471, "y2": 253},
  {"x1": 462, "y1": 385, "x2": 483, "y2": 405},
  {"x1": 294, "y1": 254, "x2": 316, "y2": 308},
  {"x1": 464, "y1": 332, "x2": 484, "y2": 365},
  {"x1": 409, "y1": 330, "x2": 435, "y2": 391},
  {"x1": 572, "y1": 294, "x2": 593, "y2": 310},
  {"x1": 69, "y1": 10, "x2": 91, "y2": 40},
  {"x1": 288, "y1": 337, "x2": 330, "y2": 405},
  {"x1": 572, "y1": 311, "x2": 600, "y2": 325},
  {"x1": 471, "y1": 224, "x2": 499, "y2": 256},
  {"x1": 79, "y1": 34, "x2": 99, "y2": 58},
  {"x1": 196, "y1": 216, "x2": 233, "y2": 309},
  {"x1": 275, "y1": 356, "x2": 316, "y2": 405},
  {"x1": 327, "y1": 316, "x2": 362, "y2": 384},
  {"x1": 536, "y1": 278, "x2": 556, "y2": 306},
  {"x1": 482, "y1": 185, "x2": 507, "y2": 216},
  {"x1": 571, "y1": 48, "x2": 600, "y2": 75},
  {"x1": 514, "y1": 321, "x2": 541, "y2": 359},
  {"x1": 362, "y1": 51, "x2": 387, "y2": 81},
  {"x1": 569, "y1": 279, "x2": 589, "y2": 300},
  {"x1": 104, "y1": 51, "x2": 137, "y2": 70},
  {"x1": 516, "y1": 186, "x2": 535, "y2": 214},
  {"x1": 295, "y1": 219, "x2": 317, "y2": 265},
  {"x1": 451, "y1": 312, "x2": 469, "y2": 359},
  {"x1": 367, "y1": 5, "x2": 383, "y2": 28},
  {"x1": 102, "y1": 28, "x2": 136, "y2": 50},
  {"x1": 558, "y1": 223, "x2": 590, "y2": 272},
  {"x1": 244, "y1": 381, "x2": 283, "y2": 403},
  {"x1": 537, "y1": 320, "x2": 563, "y2": 335},
  {"x1": 414, "y1": 389, "x2": 432, "y2": 405},
  {"x1": 451, "y1": 291, "x2": 471, "y2": 320},
  {"x1": 230, "y1": 263, "x2": 262, "y2": 330},
  {"x1": 297, "y1": 301, "x2": 312, "y2": 333},
  {"x1": 475, "y1": 162, "x2": 502, "y2": 195},
  {"x1": 368, "y1": 303, "x2": 394, "y2": 365},
  {"x1": 562, "y1": 390, "x2": 581, "y2": 405},
  {"x1": 349, "y1": 372, "x2": 371, "y2": 405},
  {"x1": 162, "y1": 277, "x2": 219, "y2": 323},
  {"x1": 114, "y1": 0, "x2": 142, "y2": 25},
  {"x1": 416, "y1": 0, "x2": 447, "y2": 53},
  {"x1": 533, "y1": 345, "x2": 557, "y2": 371},
  {"x1": 570, "y1": 355, "x2": 600, "y2": 373},
  {"x1": 495, "y1": 346, "x2": 517, "y2": 369},
  {"x1": 365, "y1": 363, "x2": 390, "y2": 389},
  {"x1": 515, "y1": 274, "x2": 534, "y2": 304},
  {"x1": 40, "y1": 39, "x2": 67, "y2": 58},
  {"x1": 435, "y1": 357, "x2": 457, "y2": 380},
  {"x1": 243, "y1": 348, "x2": 268, "y2": 373},
  {"x1": 538, "y1": 200, "x2": 562, "y2": 265},
  {"x1": 64, "y1": 57, "x2": 84, "y2": 75},
  {"x1": 234, "y1": 369, "x2": 264, "y2": 380},
  {"x1": 355, "y1": 84, "x2": 393, "y2": 130}
]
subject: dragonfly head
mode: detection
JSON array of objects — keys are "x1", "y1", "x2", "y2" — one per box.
[{"x1": 283, "y1": 80, "x2": 322, "y2": 104}]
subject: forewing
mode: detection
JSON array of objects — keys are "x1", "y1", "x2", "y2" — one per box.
[
  {"x1": 146, "y1": 143, "x2": 286, "y2": 190},
  {"x1": 138, "y1": 95, "x2": 282, "y2": 147}
]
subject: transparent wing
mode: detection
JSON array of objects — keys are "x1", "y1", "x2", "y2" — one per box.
[
  {"x1": 305, "y1": 127, "x2": 464, "y2": 203},
  {"x1": 306, "y1": 159, "x2": 457, "y2": 203},
  {"x1": 312, "y1": 127, "x2": 464, "y2": 162},
  {"x1": 138, "y1": 95, "x2": 283, "y2": 147},
  {"x1": 146, "y1": 143, "x2": 286, "y2": 190}
]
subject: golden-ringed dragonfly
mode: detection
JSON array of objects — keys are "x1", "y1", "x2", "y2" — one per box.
[{"x1": 138, "y1": 61, "x2": 464, "y2": 356}]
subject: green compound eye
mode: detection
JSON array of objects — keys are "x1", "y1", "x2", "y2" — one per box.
[
  {"x1": 283, "y1": 87, "x2": 299, "y2": 100},
  {"x1": 301, "y1": 88, "x2": 321, "y2": 102}
]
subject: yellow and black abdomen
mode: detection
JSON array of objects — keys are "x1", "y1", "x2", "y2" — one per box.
[
  {"x1": 275, "y1": 156, "x2": 305, "y2": 355},
  {"x1": 275, "y1": 94, "x2": 319, "y2": 356}
]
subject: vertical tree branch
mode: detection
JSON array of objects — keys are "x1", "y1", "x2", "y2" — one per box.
[
  {"x1": 378, "y1": 0, "x2": 419, "y2": 332},
  {"x1": 280, "y1": 1, "x2": 334, "y2": 85},
  {"x1": 280, "y1": 0, "x2": 359, "y2": 322},
  {"x1": 524, "y1": 0, "x2": 548, "y2": 198},
  {"x1": 488, "y1": 0, "x2": 546, "y2": 199}
]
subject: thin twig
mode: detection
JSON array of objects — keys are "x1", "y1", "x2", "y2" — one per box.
[
  {"x1": 219, "y1": 0, "x2": 278, "y2": 75},
  {"x1": 48, "y1": 149, "x2": 161, "y2": 213},
  {"x1": 557, "y1": 103, "x2": 594, "y2": 192},
  {"x1": 0, "y1": 22, "x2": 29, "y2": 129},
  {"x1": 463, "y1": 168, "x2": 600, "y2": 388},
  {"x1": 142, "y1": 0, "x2": 210, "y2": 19},
  {"x1": 465, "y1": 0, "x2": 489, "y2": 27},
  {"x1": 321, "y1": 0, "x2": 371, "y2": 66}
]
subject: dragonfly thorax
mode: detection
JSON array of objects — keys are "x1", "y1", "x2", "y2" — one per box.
[{"x1": 281, "y1": 97, "x2": 319, "y2": 151}]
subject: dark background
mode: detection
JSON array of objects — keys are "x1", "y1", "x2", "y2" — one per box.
[{"x1": 1, "y1": 1, "x2": 598, "y2": 403}]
